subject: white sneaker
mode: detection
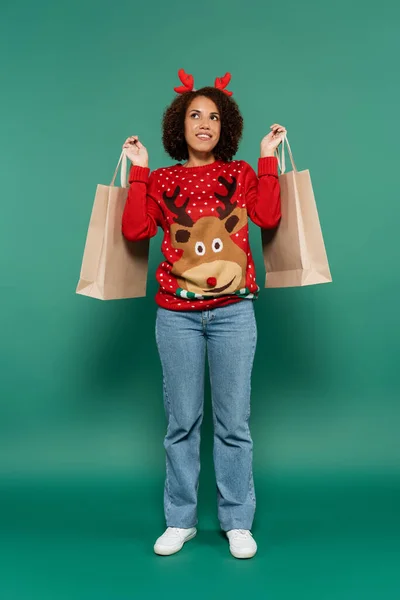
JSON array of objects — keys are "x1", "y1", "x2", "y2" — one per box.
[
  {"x1": 154, "y1": 527, "x2": 197, "y2": 556},
  {"x1": 226, "y1": 529, "x2": 257, "y2": 559}
]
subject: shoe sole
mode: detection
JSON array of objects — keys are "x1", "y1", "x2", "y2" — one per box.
[
  {"x1": 229, "y1": 547, "x2": 257, "y2": 559},
  {"x1": 154, "y1": 529, "x2": 197, "y2": 556}
]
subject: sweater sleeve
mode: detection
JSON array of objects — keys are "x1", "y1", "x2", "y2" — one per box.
[
  {"x1": 243, "y1": 157, "x2": 281, "y2": 229},
  {"x1": 121, "y1": 165, "x2": 164, "y2": 241}
]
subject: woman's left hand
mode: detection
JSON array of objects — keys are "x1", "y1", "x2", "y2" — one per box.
[{"x1": 261, "y1": 124, "x2": 287, "y2": 157}]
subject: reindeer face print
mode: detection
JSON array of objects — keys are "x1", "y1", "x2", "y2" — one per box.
[{"x1": 163, "y1": 175, "x2": 248, "y2": 296}]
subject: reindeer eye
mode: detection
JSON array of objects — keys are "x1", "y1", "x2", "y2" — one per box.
[
  {"x1": 212, "y1": 238, "x2": 223, "y2": 253},
  {"x1": 195, "y1": 242, "x2": 206, "y2": 256}
]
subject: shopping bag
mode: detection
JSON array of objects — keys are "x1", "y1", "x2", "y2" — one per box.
[
  {"x1": 76, "y1": 151, "x2": 149, "y2": 300},
  {"x1": 261, "y1": 136, "x2": 332, "y2": 287}
]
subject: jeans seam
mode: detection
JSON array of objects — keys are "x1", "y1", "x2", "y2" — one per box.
[
  {"x1": 246, "y1": 319, "x2": 257, "y2": 505},
  {"x1": 162, "y1": 375, "x2": 173, "y2": 518},
  {"x1": 156, "y1": 315, "x2": 173, "y2": 519}
]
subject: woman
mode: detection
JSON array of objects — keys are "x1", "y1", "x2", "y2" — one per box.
[{"x1": 121, "y1": 69, "x2": 286, "y2": 559}]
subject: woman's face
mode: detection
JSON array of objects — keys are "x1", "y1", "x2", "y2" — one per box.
[{"x1": 184, "y1": 95, "x2": 221, "y2": 155}]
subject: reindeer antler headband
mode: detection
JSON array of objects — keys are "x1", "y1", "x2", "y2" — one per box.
[{"x1": 173, "y1": 68, "x2": 233, "y2": 97}]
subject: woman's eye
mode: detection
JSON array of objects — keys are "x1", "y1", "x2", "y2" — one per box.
[{"x1": 190, "y1": 114, "x2": 219, "y2": 120}]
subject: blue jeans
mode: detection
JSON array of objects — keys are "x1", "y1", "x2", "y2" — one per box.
[{"x1": 155, "y1": 300, "x2": 257, "y2": 532}]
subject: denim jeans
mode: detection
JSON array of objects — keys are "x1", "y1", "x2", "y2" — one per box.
[{"x1": 155, "y1": 299, "x2": 257, "y2": 532}]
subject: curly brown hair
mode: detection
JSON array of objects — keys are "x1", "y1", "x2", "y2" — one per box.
[{"x1": 161, "y1": 87, "x2": 244, "y2": 163}]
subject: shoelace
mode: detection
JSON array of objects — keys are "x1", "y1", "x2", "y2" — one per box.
[
  {"x1": 166, "y1": 527, "x2": 187, "y2": 537},
  {"x1": 231, "y1": 529, "x2": 253, "y2": 539}
]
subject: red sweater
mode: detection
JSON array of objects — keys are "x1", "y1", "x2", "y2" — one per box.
[{"x1": 122, "y1": 157, "x2": 281, "y2": 311}]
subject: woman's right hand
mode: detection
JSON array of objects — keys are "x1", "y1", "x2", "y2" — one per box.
[{"x1": 122, "y1": 136, "x2": 149, "y2": 168}]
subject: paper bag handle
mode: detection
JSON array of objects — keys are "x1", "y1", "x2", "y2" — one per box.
[
  {"x1": 275, "y1": 135, "x2": 297, "y2": 174},
  {"x1": 110, "y1": 150, "x2": 128, "y2": 188}
]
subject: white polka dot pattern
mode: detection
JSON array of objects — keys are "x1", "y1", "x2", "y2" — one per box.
[{"x1": 145, "y1": 159, "x2": 268, "y2": 310}]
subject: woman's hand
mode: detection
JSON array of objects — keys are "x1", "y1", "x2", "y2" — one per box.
[
  {"x1": 260, "y1": 124, "x2": 287, "y2": 157},
  {"x1": 122, "y1": 136, "x2": 149, "y2": 168}
]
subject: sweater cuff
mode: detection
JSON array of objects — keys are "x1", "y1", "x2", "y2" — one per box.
[
  {"x1": 258, "y1": 156, "x2": 278, "y2": 177},
  {"x1": 129, "y1": 165, "x2": 151, "y2": 184}
]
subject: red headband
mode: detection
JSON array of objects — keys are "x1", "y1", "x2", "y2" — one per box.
[{"x1": 173, "y1": 68, "x2": 233, "y2": 97}]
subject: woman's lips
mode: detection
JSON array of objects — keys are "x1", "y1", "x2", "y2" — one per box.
[{"x1": 197, "y1": 134, "x2": 212, "y2": 141}]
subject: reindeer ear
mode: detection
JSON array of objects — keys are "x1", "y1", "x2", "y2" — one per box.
[
  {"x1": 171, "y1": 223, "x2": 192, "y2": 247},
  {"x1": 223, "y1": 207, "x2": 246, "y2": 235},
  {"x1": 225, "y1": 215, "x2": 239, "y2": 233},
  {"x1": 175, "y1": 229, "x2": 191, "y2": 243}
]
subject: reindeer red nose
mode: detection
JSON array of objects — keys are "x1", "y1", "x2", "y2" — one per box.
[{"x1": 207, "y1": 277, "x2": 217, "y2": 288}]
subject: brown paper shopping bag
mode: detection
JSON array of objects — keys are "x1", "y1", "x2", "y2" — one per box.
[
  {"x1": 262, "y1": 136, "x2": 332, "y2": 288},
  {"x1": 76, "y1": 151, "x2": 149, "y2": 300}
]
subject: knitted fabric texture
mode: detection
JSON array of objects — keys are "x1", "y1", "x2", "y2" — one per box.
[{"x1": 122, "y1": 157, "x2": 281, "y2": 311}]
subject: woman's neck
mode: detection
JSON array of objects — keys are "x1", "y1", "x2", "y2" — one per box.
[{"x1": 182, "y1": 150, "x2": 216, "y2": 168}]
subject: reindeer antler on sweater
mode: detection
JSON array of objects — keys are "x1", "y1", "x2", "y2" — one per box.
[
  {"x1": 163, "y1": 186, "x2": 194, "y2": 227},
  {"x1": 214, "y1": 176, "x2": 238, "y2": 219},
  {"x1": 173, "y1": 69, "x2": 233, "y2": 96}
]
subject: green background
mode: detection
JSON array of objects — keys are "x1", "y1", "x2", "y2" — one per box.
[{"x1": 1, "y1": 0, "x2": 399, "y2": 597}]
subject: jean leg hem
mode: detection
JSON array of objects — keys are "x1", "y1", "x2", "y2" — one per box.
[
  {"x1": 219, "y1": 520, "x2": 254, "y2": 532},
  {"x1": 166, "y1": 521, "x2": 198, "y2": 528}
]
